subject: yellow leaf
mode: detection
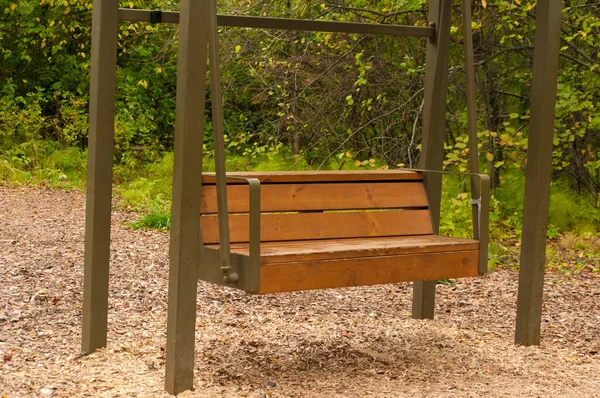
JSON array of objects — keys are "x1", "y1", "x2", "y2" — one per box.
[
  {"x1": 10, "y1": 3, "x2": 17, "y2": 10},
  {"x1": 514, "y1": 0, "x2": 521, "y2": 4},
  {"x1": 485, "y1": 153, "x2": 494, "y2": 162},
  {"x1": 129, "y1": 1, "x2": 134, "y2": 8},
  {"x1": 481, "y1": 0, "x2": 487, "y2": 9},
  {"x1": 235, "y1": 45, "x2": 241, "y2": 53}
]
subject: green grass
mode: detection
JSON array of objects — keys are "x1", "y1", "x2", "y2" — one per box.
[
  {"x1": 0, "y1": 141, "x2": 87, "y2": 189},
  {"x1": 548, "y1": 179, "x2": 600, "y2": 237},
  {"x1": 130, "y1": 200, "x2": 172, "y2": 229}
]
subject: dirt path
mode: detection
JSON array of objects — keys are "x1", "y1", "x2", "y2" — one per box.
[{"x1": 0, "y1": 185, "x2": 598, "y2": 397}]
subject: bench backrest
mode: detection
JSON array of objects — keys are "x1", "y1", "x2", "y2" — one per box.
[{"x1": 200, "y1": 171, "x2": 433, "y2": 244}]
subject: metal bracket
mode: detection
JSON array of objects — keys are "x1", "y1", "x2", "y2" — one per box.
[
  {"x1": 149, "y1": 10, "x2": 163, "y2": 24},
  {"x1": 201, "y1": 173, "x2": 262, "y2": 292},
  {"x1": 469, "y1": 198, "x2": 482, "y2": 207},
  {"x1": 428, "y1": 22, "x2": 436, "y2": 43},
  {"x1": 470, "y1": 197, "x2": 482, "y2": 241}
]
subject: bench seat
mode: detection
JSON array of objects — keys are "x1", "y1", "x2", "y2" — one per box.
[{"x1": 205, "y1": 235, "x2": 479, "y2": 293}]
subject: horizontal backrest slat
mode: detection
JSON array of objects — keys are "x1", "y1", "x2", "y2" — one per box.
[
  {"x1": 202, "y1": 170, "x2": 423, "y2": 184},
  {"x1": 201, "y1": 210, "x2": 433, "y2": 244},
  {"x1": 201, "y1": 182, "x2": 428, "y2": 213}
]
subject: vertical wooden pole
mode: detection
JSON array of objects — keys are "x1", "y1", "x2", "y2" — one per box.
[
  {"x1": 412, "y1": 0, "x2": 452, "y2": 320},
  {"x1": 515, "y1": 0, "x2": 562, "y2": 346},
  {"x1": 164, "y1": 0, "x2": 207, "y2": 394},
  {"x1": 82, "y1": 0, "x2": 118, "y2": 354}
]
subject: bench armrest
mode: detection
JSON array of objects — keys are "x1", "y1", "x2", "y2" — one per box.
[
  {"x1": 201, "y1": 173, "x2": 261, "y2": 287},
  {"x1": 399, "y1": 168, "x2": 490, "y2": 275}
]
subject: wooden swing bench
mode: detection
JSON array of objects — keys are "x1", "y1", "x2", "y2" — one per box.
[
  {"x1": 190, "y1": 0, "x2": 490, "y2": 295},
  {"x1": 199, "y1": 169, "x2": 489, "y2": 294}
]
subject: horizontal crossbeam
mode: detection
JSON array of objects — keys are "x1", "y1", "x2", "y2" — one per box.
[{"x1": 117, "y1": 9, "x2": 434, "y2": 38}]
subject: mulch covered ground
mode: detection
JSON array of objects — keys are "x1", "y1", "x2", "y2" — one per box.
[{"x1": 1, "y1": 186, "x2": 598, "y2": 397}]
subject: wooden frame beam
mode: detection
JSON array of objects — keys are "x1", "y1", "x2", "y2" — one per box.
[
  {"x1": 117, "y1": 8, "x2": 434, "y2": 38},
  {"x1": 412, "y1": 0, "x2": 452, "y2": 320},
  {"x1": 82, "y1": 0, "x2": 119, "y2": 355},
  {"x1": 515, "y1": 0, "x2": 563, "y2": 346},
  {"x1": 164, "y1": 0, "x2": 207, "y2": 394}
]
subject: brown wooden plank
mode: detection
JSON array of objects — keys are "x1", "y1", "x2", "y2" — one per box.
[
  {"x1": 206, "y1": 235, "x2": 478, "y2": 264},
  {"x1": 257, "y1": 250, "x2": 479, "y2": 293},
  {"x1": 201, "y1": 209, "x2": 433, "y2": 243},
  {"x1": 82, "y1": 0, "x2": 119, "y2": 356},
  {"x1": 412, "y1": 0, "x2": 453, "y2": 321},
  {"x1": 201, "y1": 182, "x2": 428, "y2": 213},
  {"x1": 515, "y1": 0, "x2": 563, "y2": 347},
  {"x1": 202, "y1": 170, "x2": 423, "y2": 184},
  {"x1": 164, "y1": 0, "x2": 207, "y2": 393}
]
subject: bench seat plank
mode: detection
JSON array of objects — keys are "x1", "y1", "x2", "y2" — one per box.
[
  {"x1": 258, "y1": 249, "x2": 479, "y2": 293},
  {"x1": 201, "y1": 182, "x2": 429, "y2": 213},
  {"x1": 206, "y1": 235, "x2": 478, "y2": 263},
  {"x1": 201, "y1": 210, "x2": 434, "y2": 243},
  {"x1": 202, "y1": 170, "x2": 423, "y2": 184}
]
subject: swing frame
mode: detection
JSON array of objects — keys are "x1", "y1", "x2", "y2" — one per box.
[{"x1": 81, "y1": 0, "x2": 564, "y2": 395}]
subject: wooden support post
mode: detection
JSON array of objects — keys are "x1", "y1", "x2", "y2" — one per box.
[
  {"x1": 412, "y1": 0, "x2": 452, "y2": 320},
  {"x1": 82, "y1": 0, "x2": 119, "y2": 355},
  {"x1": 515, "y1": 0, "x2": 562, "y2": 346},
  {"x1": 164, "y1": 0, "x2": 208, "y2": 394}
]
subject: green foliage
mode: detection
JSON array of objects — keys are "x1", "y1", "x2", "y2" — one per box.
[
  {"x1": 1, "y1": 0, "x2": 599, "y2": 269},
  {"x1": 2, "y1": 0, "x2": 599, "y2": 192},
  {"x1": 0, "y1": 0, "x2": 180, "y2": 164},
  {"x1": 548, "y1": 178, "x2": 600, "y2": 236},
  {"x1": 439, "y1": 167, "x2": 600, "y2": 244}
]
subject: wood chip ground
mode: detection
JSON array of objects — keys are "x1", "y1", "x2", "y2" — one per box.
[{"x1": 1, "y1": 186, "x2": 598, "y2": 397}]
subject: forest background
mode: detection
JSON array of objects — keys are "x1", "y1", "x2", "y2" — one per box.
[{"x1": 0, "y1": 0, "x2": 599, "y2": 270}]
